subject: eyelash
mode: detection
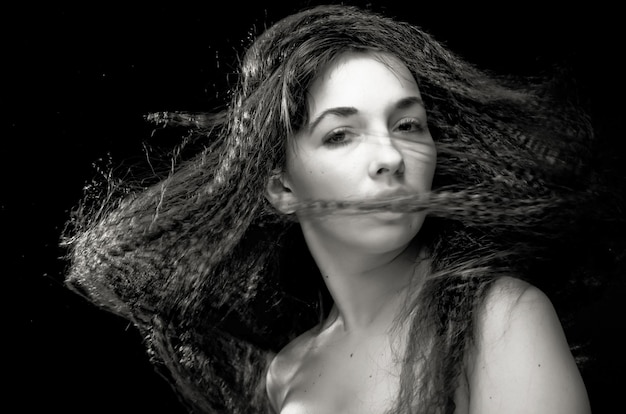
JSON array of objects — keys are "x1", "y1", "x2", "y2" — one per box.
[
  {"x1": 323, "y1": 128, "x2": 354, "y2": 147},
  {"x1": 395, "y1": 118, "x2": 425, "y2": 133}
]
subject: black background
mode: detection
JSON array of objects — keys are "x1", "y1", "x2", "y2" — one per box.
[{"x1": 5, "y1": 1, "x2": 624, "y2": 413}]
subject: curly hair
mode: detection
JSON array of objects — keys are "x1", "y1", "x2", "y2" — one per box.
[{"x1": 61, "y1": 4, "x2": 613, "y2": 413}]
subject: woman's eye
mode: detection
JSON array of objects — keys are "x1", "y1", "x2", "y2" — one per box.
[
  {"x1": 396, "y1": 118, "x2": 425, "y2": 133},
  {"x1": 323, "y1": 128, "x2": 353, "y2": 146}
]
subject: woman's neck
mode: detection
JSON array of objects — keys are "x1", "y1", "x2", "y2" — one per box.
[{"x1": 302, "y1": 229, "x2": 423, "y2": 334}]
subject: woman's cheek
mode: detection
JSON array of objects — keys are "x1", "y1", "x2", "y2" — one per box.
[{"x1": 295, "y1": 158, "x2": 359, "y2": 199}]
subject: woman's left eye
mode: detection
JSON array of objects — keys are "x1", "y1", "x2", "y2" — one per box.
[{"x1": 395, "y1": 118, "x2": 425, "y2": 133}]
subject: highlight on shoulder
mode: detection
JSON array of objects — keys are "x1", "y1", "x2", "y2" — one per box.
[{"x1": 467, "y1": 276, "x2": 591, "y2": 414}]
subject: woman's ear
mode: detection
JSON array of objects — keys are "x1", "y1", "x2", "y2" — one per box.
[{"x1": 266, "y1": 170, "x2": 297, "y2": 214}]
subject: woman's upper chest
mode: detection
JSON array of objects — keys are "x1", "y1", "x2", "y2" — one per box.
[
  {"x1": 271, "y1": 324, "x2": 471, "y2": 414},
  {"x1": 276, "y1": 329, "x2": 403, "y2": 414}
]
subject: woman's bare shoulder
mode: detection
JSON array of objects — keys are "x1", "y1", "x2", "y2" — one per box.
[
  {"x1": 479, "y1": 275, "x2": 532, "y2": 321},
  {"x1": 265, "y1": 326, "x2": 319, "y2": 412},
  {"x1": 468, "y1": 276, "x2": 591, "y2": 413}
]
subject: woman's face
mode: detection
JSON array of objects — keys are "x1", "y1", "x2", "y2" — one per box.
[{"x1": 283, "y1": 52, "x2": 437, "y2": 254}]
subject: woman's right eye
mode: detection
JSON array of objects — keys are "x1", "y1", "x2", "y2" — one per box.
[{"x1": 323, "y1": 128, "x2": 353, "y2": 147}]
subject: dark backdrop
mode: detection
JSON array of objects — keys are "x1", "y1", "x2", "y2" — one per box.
[{"x1": 5, "y1": 2, "x2": 623, "y2": 413}]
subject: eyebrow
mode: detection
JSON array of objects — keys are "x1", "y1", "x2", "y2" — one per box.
[
  {"x1": 395, "y1": 96, "x2": 424, "y2": 111},
  {"x1": 307, "y1": 96, "x2": 424, "y2": 132},
  {"x1": 308, "y1": 107, "x2": 358, "y2": 133}
]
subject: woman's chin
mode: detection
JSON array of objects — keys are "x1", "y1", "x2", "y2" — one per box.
[
  {"x1": 300, "y1": 211, "x2": 425, "y2": 255},
  {"x1": 346, "y1": 217, "x2": 423, "y2": 254}
]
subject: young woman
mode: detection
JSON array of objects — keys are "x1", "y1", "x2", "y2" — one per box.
[{"x1": 62, "y1": 4, "x2": 602, "y2": 413}]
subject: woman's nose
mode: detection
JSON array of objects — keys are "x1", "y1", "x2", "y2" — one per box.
[{"x1": 367, "y1": 134, "x2": 404, "y2": 178}]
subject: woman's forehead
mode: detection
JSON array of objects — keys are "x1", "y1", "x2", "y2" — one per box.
[
  {"x1": 305, "y1": 52, "x2": 421, "y2": 115},
  {"x1": 313, "y1": 51, "x2": 416, "y2": 87}
]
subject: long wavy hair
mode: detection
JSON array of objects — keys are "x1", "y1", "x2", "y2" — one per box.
[{"x1": 61, "y1": 4, "x2": 614, "y2": 413}]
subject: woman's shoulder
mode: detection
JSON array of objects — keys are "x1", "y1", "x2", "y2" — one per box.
[
  {"x1": 467, "y1": 276, "x2": 591, "y2": 413},
  {"x1": 479, "y1": 276, "x2": 540, "y2": 323},
  {"x1": 476, "y1": 276, "x2": 576, "y2": 352},
  {"x1": 265, "y1": 325, "x2": 319, "y2": 412}
]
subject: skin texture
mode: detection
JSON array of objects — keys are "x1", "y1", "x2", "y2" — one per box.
[{"x1": 266, "y1": 52, "x2": 591, "y2": 413}]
